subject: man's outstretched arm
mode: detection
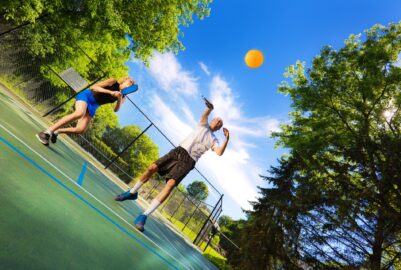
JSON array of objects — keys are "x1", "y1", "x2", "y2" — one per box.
[
  {"x1": 200, "y1": 97, "x2": 214, "y2": 125},
  {"x1": 214, "y1": 128, "x2": 230, "y2": 156}
]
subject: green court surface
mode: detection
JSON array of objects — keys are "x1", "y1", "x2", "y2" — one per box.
[{"x1": 0, "y1": 90, "x2": 218, "y2": 270}]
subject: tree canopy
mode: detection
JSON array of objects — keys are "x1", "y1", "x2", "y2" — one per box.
[
  {"x1": 102, "y1": 125, "x2": 159, "y2": 178},
  {"x1": 222, "y1": 22, "x2": 401, "y2": 270},
  {"x1": 272, "y1": 22, "x2": 401, "y2": 269},
  {"x1": 2, "y1": 0, "x2": 212, "y2": 65},
  {"x1": 187, "y1": 180, "x2": 209, "y2": 201}
]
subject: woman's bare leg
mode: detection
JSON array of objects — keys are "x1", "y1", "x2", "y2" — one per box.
[
  {"x1": 48, "y1": 101, "x2": 87, "y2": 133},
  {"x1": 56, "y1": 111, "x2": 92, "y2": 134}
]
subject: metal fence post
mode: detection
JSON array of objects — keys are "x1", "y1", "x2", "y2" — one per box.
[
  {"x1": 194, "y1": 194, "x2": 224, "y2": 246},
  {"x1": 105, "y1": 123, "x2": 153, "y2": 169},
  {"x1": 203, "y1": 207, "x2": 223, "y2": 251},
  {"x1": 182, "y1": 200, "x2": 202, "y2": 231},
  {"x1": 0, "y1": 14, "x2": 49, "y2": 37},
  {"x1": 145, "y1": 180, "x2": 160, "y2": 200},
  {"x1": 169, "y1": 195, "x2": 187, "y2": 222},
  {"x1": 160, "y1": 189, "x2": 176, "y2": 213}
]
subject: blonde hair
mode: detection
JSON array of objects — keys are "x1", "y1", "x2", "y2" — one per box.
[{"x1": 118, "y1": 76, "x2": 135, "y2": 85}]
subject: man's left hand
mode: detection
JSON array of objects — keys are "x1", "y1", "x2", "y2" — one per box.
[{"x1": 223, "y1": 128, "x2": 230, "y2": 140}]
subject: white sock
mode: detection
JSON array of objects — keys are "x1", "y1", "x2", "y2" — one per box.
[
  {"x1": 53, "y1": 130, "x2": 59, "y2": 135},
  {"x1": 45, "y1": 130, "x2": 53, "y2": 135},
  {"x1": 143, "y1": 199, "x2": 161, "y2": 216},
  {"x1": 129, "y1": 181, "x2": 144, "y2": 194}
]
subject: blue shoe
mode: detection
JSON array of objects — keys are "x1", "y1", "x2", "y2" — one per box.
[
  {"x1": 114, "y1": 190, "x2": 138, "y2": 201},
  {"x1": 134, "y1": 214, "x2": 147, "y2": 232}
]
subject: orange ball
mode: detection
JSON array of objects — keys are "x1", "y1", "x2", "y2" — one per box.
[{"x1": 245, "y1": 49, "x2": 264, "y2": 68}]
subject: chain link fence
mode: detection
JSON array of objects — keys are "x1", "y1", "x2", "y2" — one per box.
[{"x1": 0, "y1": 17, "x2": 224, "y2": 251}]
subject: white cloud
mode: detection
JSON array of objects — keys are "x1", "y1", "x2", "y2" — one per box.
[
  {"x1": 149, "y1": 95, "x2": 193, "y2": 143},
  {"x1": 200, "y1": 75, "x2": 282, "y2": 209},
  {"x1": 209, "y1": 75, "x2": 280, "y2": 138},
  {"x1": 146, "y1": 78, "x2": 281, "y2": 210},
  {"x1": 181, "y1": 104, "x2": 198, "y2": 126},
  {"x1": 148, "y1": 52, "x2": 198, "y2": 97},
  {"x1": 199, "y1": 62, "x2": 211, "y2": 76},
  {"x1": 148, "y1": 94, "x2": 261, "y2": 210},
  {"x1": 209, "y1": 76, "x2": 241, "y2": 120},
  {"x1": 198, "y1": 150, "x2": 261, "y2": 211},
  {"x1": 132, "y1": 53, "x2": 281, "y2": 213}
]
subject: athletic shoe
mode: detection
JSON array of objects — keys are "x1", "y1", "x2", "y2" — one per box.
[
  {"x1": 114, "y1": 190, "x2": 138, "y2": 201},
  {"x1": 36, "y1": 132, "x2": 50, "y2": 146},
  {"x1": 134, "y1": 214, "x2": 147, "y2": 232},
  {"x1": 50, "y1": 133, "x2": 58, "y2": 144}
]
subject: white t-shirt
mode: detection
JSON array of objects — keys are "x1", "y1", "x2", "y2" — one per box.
[{"x1": 180, "y1": 123, "x2": 219, "y2": 162}]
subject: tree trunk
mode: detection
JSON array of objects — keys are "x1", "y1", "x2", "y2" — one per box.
[{"x1": 370, "y1": 209, "x2": 384, "y2": 270}]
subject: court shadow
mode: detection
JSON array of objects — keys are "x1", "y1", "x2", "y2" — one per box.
[{"x1": 47, "y1": 146, "x2": 63, "y2": 156}]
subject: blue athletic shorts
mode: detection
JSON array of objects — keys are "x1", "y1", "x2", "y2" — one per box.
[{"x1": 75, "y1": 89, "x2": 99, "y2": 118}]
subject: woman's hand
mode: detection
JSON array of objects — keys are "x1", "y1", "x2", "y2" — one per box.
[{"x1": 111, "y1": 91, "x2": 123, "y2": 98}]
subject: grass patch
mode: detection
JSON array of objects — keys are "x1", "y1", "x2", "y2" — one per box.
[
  {"x1": 161, "y1": 210, "x2": 227, "y2": 268},
  {"x1": 160, "y1": 210, "x2": 198, "y2": 240}
]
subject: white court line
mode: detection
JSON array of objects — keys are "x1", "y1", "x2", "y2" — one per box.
[
  {"x1": 1, "y1": 89, "x2": 215, "y2": 270},
  {"x1": 0, "y1": 123, "x2": 194, "y2": 270},
  {"x1": 152, "y1": 218, "x2": 210, "y2": 268}
]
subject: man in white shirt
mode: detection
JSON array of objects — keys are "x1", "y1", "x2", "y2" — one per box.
[{"x1": 115, "y1": 98, "x2": 230, "y2": 232}]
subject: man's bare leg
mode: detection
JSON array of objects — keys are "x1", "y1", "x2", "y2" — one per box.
[
  {"x1": 114, "y1": 163, "x2": 159, "y2": 201},
  {"x1": 154, "y1": 179, "x2": 176, "y2": 204},
  {"x1": 143, "y1": 179, "x2": 176, "y2": 215},
  {"x1": 129, "y1": 163, "x2": 158, "y2": 194},
  {"x1": 134, "y1": 179, "x2": 177, "y2": 232}
]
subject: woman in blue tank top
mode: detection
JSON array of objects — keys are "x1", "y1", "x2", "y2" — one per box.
[{"x1": 36, "y1": 77, "x2": 135, "y2": 146}]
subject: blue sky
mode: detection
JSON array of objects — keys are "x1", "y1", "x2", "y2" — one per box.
[{"x1": 118, "y1": 0, "x2": 401, "y2": 220}]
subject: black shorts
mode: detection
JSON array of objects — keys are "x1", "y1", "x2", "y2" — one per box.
[{"x1": 155, "y1": 146, "x2": 196, "y2": 185}]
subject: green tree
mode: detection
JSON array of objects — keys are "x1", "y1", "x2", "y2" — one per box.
[
  {"x1": 223, "y1": 22, "x2": 401, "y2": 270},
  {"x1": 218, "y1": 218, "x2": 246, "y2": 270},
  {"x1": 1, "y1": 0, "x2": 213, "y2": 121},
  {"x1": 240, "y1": 157, "x2": 303, "y2": 270},
  {"x1": 177, "y1": 183, "x2": 187, "y2": 195},
  {"x1": 187, "y1": 180, "x2": 209, "y2": 201},
  {"x1": 269, "y1": 22, "x2": 401, "y2": 269},
  {"x1": 2, "y1": 0, "x2": 212, "y2": 64},
  {"x1": 87, "y1": 104, "x2": 119, "y2": 139},
  {"x1": 102, "y1": 125, "x2": 159, "y2": 179},
  {"x1": 218, "y1": 215, "x2": 235, "y2": 230}
]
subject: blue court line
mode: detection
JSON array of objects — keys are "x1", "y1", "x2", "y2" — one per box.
[
  {"x1": 0, "y1": 135, "x2": 180, "y2": 270},
  {"x1": 77, "y1": 161, "x2": 87, "y2": 186}
]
